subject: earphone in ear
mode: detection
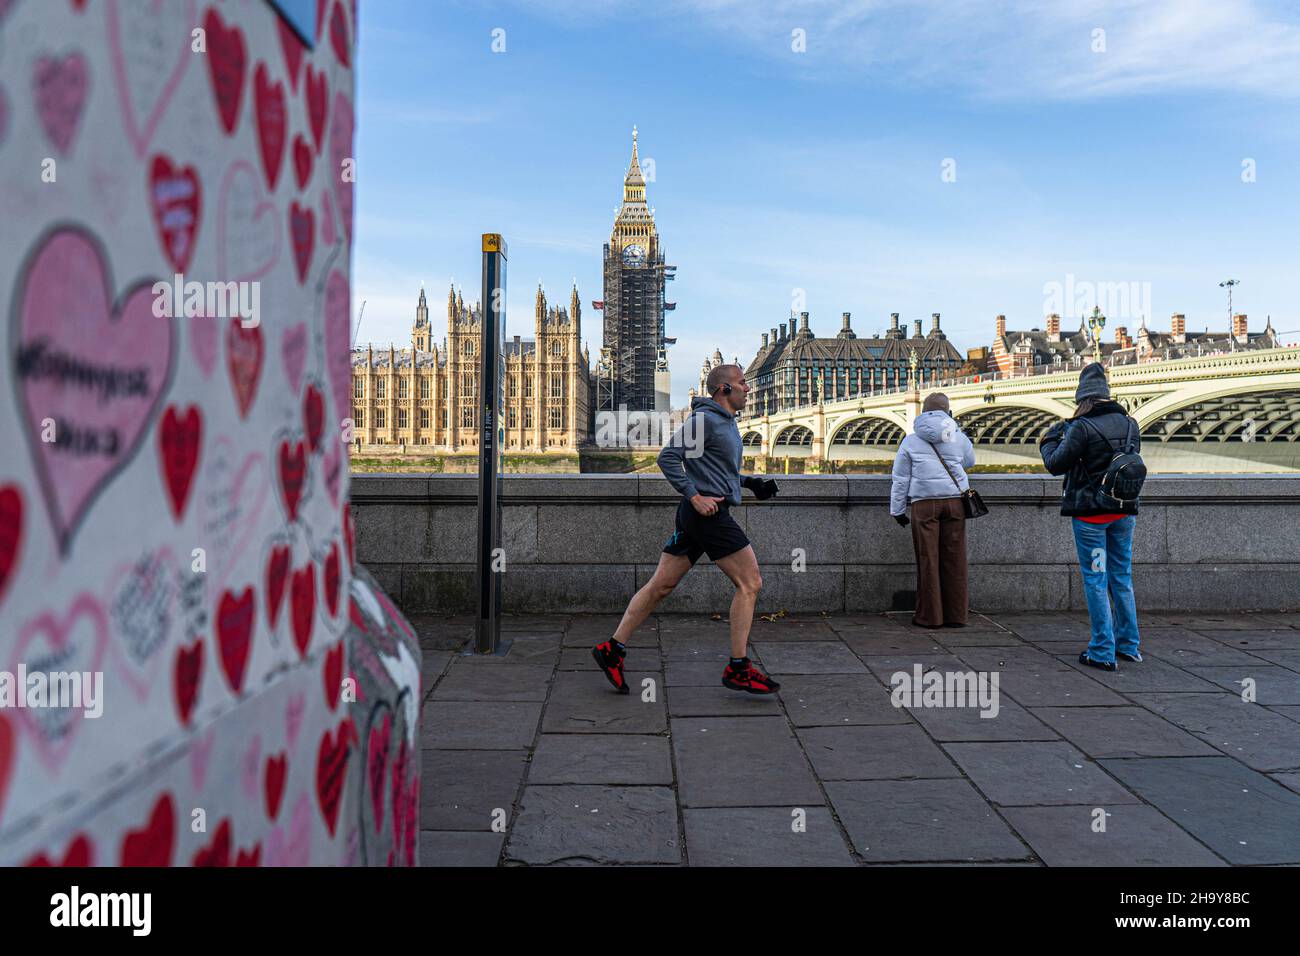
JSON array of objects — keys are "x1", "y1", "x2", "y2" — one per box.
[{"x1": 722, "y1": 382, "x2": 733, "y2": 395}]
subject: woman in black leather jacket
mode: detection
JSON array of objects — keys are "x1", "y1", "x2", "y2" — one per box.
[{"x1": 1039, "y1": 362, "x2": 1141, "y2": 671}]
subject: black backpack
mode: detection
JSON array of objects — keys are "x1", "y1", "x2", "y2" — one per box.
[{"x1": 1079, "y1": 417, "x2": 1146, "y2": 507}]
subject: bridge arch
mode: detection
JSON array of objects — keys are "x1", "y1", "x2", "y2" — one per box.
[
  {"x1": 741, "y1": 430, "x2": 764, "y2": 449},
  {"x1": 955, "y1": 405, "x2": 1063, "y2": 444},
  {"x1": 828, "y1": 417, "x2": 906, "y2": 447},
  {"x1": 1138, "y1": 387, "x2": 1300, "y2": 443},
  {"x1": 773, "y1": 424, "x2": 814, "y2": 448}
]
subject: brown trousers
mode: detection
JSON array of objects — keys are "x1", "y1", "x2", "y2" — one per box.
[{"x1": 909, "y1": 496, "x2": 968, "y2": 627}]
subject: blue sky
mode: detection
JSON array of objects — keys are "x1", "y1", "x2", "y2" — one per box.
[{"x1": 353, "y1": 0, "x2": 1300, "y2": 405}]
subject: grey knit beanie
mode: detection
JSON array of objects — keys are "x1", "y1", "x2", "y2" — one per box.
[{"x1": 1074, "y1": 362, "x2": 1110, "y2": 402}]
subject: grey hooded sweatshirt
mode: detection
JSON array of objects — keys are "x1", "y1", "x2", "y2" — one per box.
[
  {"x1": 889, "y1": 410, "x2": 976, "y2": 516},
  {"x1": 658, "y1": 396, "x2": 746, "y2": 506}
]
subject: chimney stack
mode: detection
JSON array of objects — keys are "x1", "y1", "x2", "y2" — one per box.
[
  {"x1": 890, "y1": 312, "x2": 900, "y2": 331},
  {"x1": 1171, "y1": 313, "x2": 1185, "y2": 336},
  {"x1": 1046, "y1": 314, "x2": 1060, "y2": 337},
  {"x1": 931, "y1": 312, "x2": 941, "y2": 331},
  {"x1": 771, "y1": 326, "x2": 779, "y2": 344},
  {"x1": 1114, "y1": 326, "x2": 1130, "y2": 349},
  {"x1": 913, "y1": 319, "x2": 923, "y2": 338},
  {"x1": 800, "y1": 311, "x2": 810, "y2": 334},
  {"x1": 1233, "y1": 313, "x2": 1248, "y2": 339},
  {"x1": 842, "y1": 312, "x2": 852, "y2": 331},
  {"x1": 762, "y1": 332, "x2": 769, "y2": 349},
  {"x1": 995, "y1": 314, "x2": 1006, "y2": 338}
]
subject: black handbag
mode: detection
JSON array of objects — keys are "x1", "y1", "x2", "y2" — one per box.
[{"x1": 924, "y1": 440, "x2": 988, "y2": 519}]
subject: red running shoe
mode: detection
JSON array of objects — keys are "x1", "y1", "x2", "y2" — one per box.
[
  {"x1": 721, "y1": 660, "x2": 780, "y2": 694},
  {"x1": 592, "y1": 640, "x2": 629, "y2": 694}
]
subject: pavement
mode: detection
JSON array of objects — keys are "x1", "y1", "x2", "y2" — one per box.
[{"x1": 412, "y1": 609, "x2": 1300, "y2": 866}]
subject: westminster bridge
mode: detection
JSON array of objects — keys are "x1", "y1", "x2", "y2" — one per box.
[{"x1": 737, "y1": 346, "x2": 1300, "y2": 472}]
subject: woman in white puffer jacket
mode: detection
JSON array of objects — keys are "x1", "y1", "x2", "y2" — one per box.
[{"x1": 889, "y1": 393, "x2": 975, "y2": 627}]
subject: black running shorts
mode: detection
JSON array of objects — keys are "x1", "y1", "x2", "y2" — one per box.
[{"x1": 662, "y1": 498, "x2": 750, "y2": 564}]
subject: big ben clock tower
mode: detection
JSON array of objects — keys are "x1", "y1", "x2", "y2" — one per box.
[{"x1": 597, "y1": 127, "x2": 676, "y2": 414}]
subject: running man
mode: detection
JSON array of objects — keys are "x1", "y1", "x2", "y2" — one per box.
[{"x1": 592, "y1": 363, "x2": 782, "y2": 695}]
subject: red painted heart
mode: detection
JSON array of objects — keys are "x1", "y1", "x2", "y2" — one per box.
[
  {"x1": 265, "y1": 543, "x2": 290, "y2": 630},
  {"x1": 25, "y1": 833, "x2": 93, "y2": 867},
  {"x1": 276, "y1": 16, "x2": 305, "y2": 90},
  {"x1": 0, "y1": 486, "x2": 22, "y2": 607},
  {"x1": 292, "y1": 133, "x2": 313, "y2": 190},
  {"x1": 192, "y1": 817, "x2": 232, "y2": 867},
  {"x1": 367, "y1": 713, "x2": 391, "y2": 831},
  {"x1": 235, "y1": 843, "x2": 261, "y2": 867},
  {"x1": 323, "y1": 542, "x2": 341, "y2": 617},
  {"x1": 148, "y1": 154, "x2": 201, "y2": 274},
  {"x1": 216, "y1": 587, "x2": 255, "y2": 694},
  {"x1": 303, "y1": 383, "x2": 324, "y2": 452},
  {"x1": 202, "y1": 6, "x2": 246, "y2": 135},
  {"x1": 323, "y1": 639, "x2": 343, "y2": 711},
  {"x1": 315, "y1": 720, "x2": 352, "y2": 836},
  {"x1": 158, "y1": 404, "x2": 202, "y2": 520},
  {"x1": 226, "y1": 319, "x2": 264, "y2": 419},
  {"x1": 289, "y1": 201, "x2": 314, "y2": 284},
  {"x1": 329, "y1": 0, "x2": 350, "y2": 67},
  {"x1": 173, "y1": 638, "x2": 203, "y2": 726},
  {"x1": 120, "y1": 793, "x2": 176, "y2": 866},
  {"x1": 278, "y1": 440, "x2": 307, "y2": 522},
  {"x1": 253, "y1": 62, "x2": 286, "y2": 191},
  {"x1": 291, "y1": 563, "x2": 316, "y2": 657},
  {"x1": 304, "y1": 64, "x2": 328, "y2": 153},
  {"x1": 264, "y1": 752, "x2": 287, "y2": 820}
]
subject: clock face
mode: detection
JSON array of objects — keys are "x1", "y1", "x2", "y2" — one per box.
[{"x1": 622, "y1": 244, "x2": 644, "y2": 266}]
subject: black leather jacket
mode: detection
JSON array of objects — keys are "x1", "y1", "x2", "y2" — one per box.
[{"x1": 1039, "y1": 400, "x2": 1140, "y2": 516}]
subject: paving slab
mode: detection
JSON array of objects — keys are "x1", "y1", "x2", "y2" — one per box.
[
  {"x1": 1270, "y1": 706, "x2": 1300, "y2": 724},
  {"x1": 1099, "y1": 756, "x2": 1300, "y2": 865},
  {"x1": 1153, "y1": 613, "x2": 1281, "y2": 630},
  {"x1": 750, "y1": 641, "x2": 868, "y2": 674},
  {"x1": 430, "y1": 659, "x2": 553, "y2": 702},
  {"x1": 1128, "y1": 692, "x2": 1300, "y2": 771},
  {"x1": 528, "y1": 734, "x2": 673, "y2": 786},
  {"x1": 666, "y1": 684, "x2": 784, "y2": 717},
  {"x1": 664, "y1": 656, "x2": 765, "y2": 686},
  {"x1": 902, "y1": 694, "x2": 1059, "y2": 742},
  {"x1": 422, "y1": 700, "x2": 542, "y2": 750},
  {"x1": 778, "y1": 674, "x2": 913, "y2": 727},
  {"x1": 420, "y1": 750, "x2": 529, "y2": 829},
  {"x1": 419, "y1": 830, "x2": 505, "y2": 867},
  {"x1": 672, "y1": 716, "x2": 823, "y2": 808},
  {"x1": 837, "y1": 630, "x2": 949, "y2": 656},
  {"x1": 1188, "y1": 665, "x2": 1300, "y2": 705},
  {"x1": 1191, "y1": 628, "x2": 1300, "y2": 650},
  {"x1": 1027, "y1": 706, "x2": 1219, "y2": 759},
  {"x1": 797, "y1": 724, "x2": 959, "y2": 780},
  {"x1": 1140, "y1": 630, "x2": 1264, "y2": 667},
  {"x1": 1248, "y1": 649, "x2": 1300, "y2": 673},
  {"x1": 1270, "y1": 772, "x2": 1300, "y2": 795},
  {"x1": 684, "y1": 807, "x2": 855, "y2": 866},
  {"x1": 747, "y1": 620, "x2": 843, "y2": 641},
  {"x1": 953, "y1": 648, "x2": 1127, "y2": 707},
  {"x1": 543, "y1": 670, "x2": 667, "y2": 734},
  {"x1": 934, "y1": 628, "x2": 1023, "y2": 646},
  {"x1": 999, "y1": 615, "x2": 1095, "y2": 643},
  {"x1": 505, "y1": 785, "x2": 681, "y2": 865},
  {"x1": 825, "y1": 779, "x2": 1031, "y2": 862},
  {"x1": 558, "y1": 644, "x2": 661, "y2": 671},
  {"x1": 943, "y1": 742, "x2": 1142, "y2": 807},
  {"x1": 490, "y1": 635, "x2": 563, "y2": 665},
  {"x1": 998, "y1": 805, "x2": 1225, "y2": 866},
  {"x1": 1057, "y1": 655, "x2": 1223, "y2": 693}
]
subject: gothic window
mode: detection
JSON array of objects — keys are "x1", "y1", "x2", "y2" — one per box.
[
  {"x1": 524, "y1": 378, "x2": 533, "y2": 399},
  {"x1": 353, "y1": 378, "x2": 364, "y2": 399},
  {"x1": 509, "y1": 376, "x2": 517, "y2": 398},
  {"x1": 551, "y1": 340, "x2": 562, "y2": 357},
  {"x1": 550, "y1": 372, "x2": 563, "y2": 399},
  {"x1": 420, "y1": 377, "x2": 431, "y2": 399},
  {"x1": 461, "y1": 407, "x2": 474, "y2": 428},
  {"x1": 549, "y1": 408, "x2": 562, "y2": 429},
  {"x1": 398, "y1": 408, "x2": 408, "y2": 428},
  {"x1": 507, "y1": 407, "x2": 517, "y2": 428},
  {"x1": 462, "y1": 339, "x2": 474, "y2": 357},
  {"x1": 440, "y1": 409, "x2": 447, "y2": 429},
  {"x1": 419, "y1": 408, "x2": 430, "y2": 429},
  {"x1": 375, "y1": 378, "x2": 386, "y2": 399},
  {"x1": 375, "y1": 408, "x2": 386, "y2": 428},
  {"x1": 353, "y1": 408, "x2": 364, "y2": 427},
  {"x1": 398, "y1": 377, "x2": 409, "y2": 399},
  {"x1": 524, "y1": 407, "x2": 533, "y2": 429}
]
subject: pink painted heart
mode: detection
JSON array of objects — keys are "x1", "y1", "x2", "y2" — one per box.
[
  {"x1": 14, "y1": 228, "x2": 174, "y2": 555},
  {"x1": 12, "y1": 593, "x2": 110, "y2": 775},
  {"x1": 285, "y1": 691, "x2": 306, "y2": 751},
  {"x1": 324, "y1": 270, "x2": 351, "y2": 433},
  {"x1": 189, "y1": 312, "x2": 218, "y2": 378},
  {"x1": 217, "y1": 159, "x2": 280, "y2": 284},
  {"x1": 240, "y1": 733, "x2": 262, "y2": 803},
  {"x1": 197, "y1": 437, "x2": 270, "y2": 595},
  {"x1": 188, "y1": 727, "x2": 216, "y2": 792},
  {"x1": 266, "y1": 793, "x2": 311, "y2": 866},
  {"x1": 328, "y1": 92, "x2": 354, "y2": 245},
  {"x1": 33, "y1": 51, "x2": 89, "y2": 155},
  {"x1": 281, "y1": 323, "x2": 307, "y2": 394},
  {"x1": 226, "y1": 319, "x2": 264, "y2": 420},
  {"x1": 107, "y1": 0, "x2": 195, "y2": 158},
  {"x1": 289, "y1": 201, "x2": 314, "y2": 284}
]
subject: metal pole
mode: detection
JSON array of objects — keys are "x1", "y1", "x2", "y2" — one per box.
[{"x1": 474, "y1": 233, "x2": 508, "y2": 655}]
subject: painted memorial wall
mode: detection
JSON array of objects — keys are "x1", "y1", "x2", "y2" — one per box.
[{"x1": 0, "y1": 0, "x2": 421, "y2": 866}]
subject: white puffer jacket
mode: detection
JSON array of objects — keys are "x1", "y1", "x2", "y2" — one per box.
[{"x1": 889, "y1": 410, "x2": 976, "y2": 516}]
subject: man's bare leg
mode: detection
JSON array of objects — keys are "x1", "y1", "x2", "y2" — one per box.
[
  {"x1": 611, "y1": 552, "x2": 693, "y2": 644},
  {"x1": 714, "y1": 545, "x2": 762, "y2": 658}
]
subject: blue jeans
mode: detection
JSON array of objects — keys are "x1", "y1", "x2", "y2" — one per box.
[{"x1": 1071, "y1": 516, "x2": 1139, "y2": 663}]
